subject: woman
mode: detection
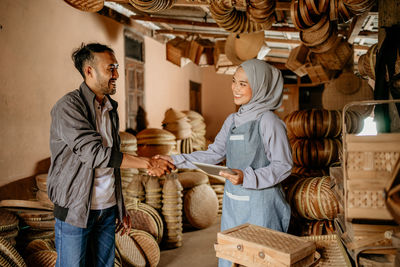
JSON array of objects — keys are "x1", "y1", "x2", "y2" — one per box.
[{"x1": 158, "y1": 59, "x2": 292, "y2": 266}]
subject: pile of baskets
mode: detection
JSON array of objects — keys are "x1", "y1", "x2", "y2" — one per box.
[
  {"x1": 182, "y1": 110, "x2": 207, "y2": 151},
  {"x1": 137, "y1": 128, "x2": 176, "y2": 157},
  {"x1": 209, "y1": 0, "x2": 275, "y2": 33},
  {"x1": 162, "y1": 108, "x2": 192, "y2": 141},
  {"x1": 358, "y1": 43, "x2": 377, "y2": 80},
  {"x1": 129, "y1": 0, "x2": 175, "y2": 12}
]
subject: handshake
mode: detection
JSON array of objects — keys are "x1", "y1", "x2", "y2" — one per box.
[{"x1": 146, "y1": 155, "x2": 175, "y2": 177}]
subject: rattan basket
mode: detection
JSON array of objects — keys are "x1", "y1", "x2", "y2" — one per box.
[
  {"x1": 301, "y1": 234, "x2": 352, "y2": 266},
  {"x1": 0, "y1": 209, "x2": 18, "y2": 232},
  {"x1": 343, "y1": 100, "x2": 400, "y2": 221},
  {"x1": 130, "y1": 230, "x2": 160, "y2": 267},
  {"x1": 0, "y1": 238, "x2": 26, "y2": 267}
]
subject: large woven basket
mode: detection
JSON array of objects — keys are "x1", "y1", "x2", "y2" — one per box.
[{"x1": 343, "y1": 100, "x2": 400, "y2": 221}]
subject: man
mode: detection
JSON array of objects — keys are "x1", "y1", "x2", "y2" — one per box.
[{"x1": 48, "y1": 43, "x2": 174, "y2": 266}]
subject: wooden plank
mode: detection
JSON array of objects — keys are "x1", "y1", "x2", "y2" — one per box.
[{"x1": 347, "y1": 12, "x2": 370, "y2": 44}]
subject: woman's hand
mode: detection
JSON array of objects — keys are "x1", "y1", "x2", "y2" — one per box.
[
  {"x1": 152, "y1": 154, "x2": 173, "y2": 164},
  {"x1": 219, "y1": 169, "x2": 243, "y2": 185}
]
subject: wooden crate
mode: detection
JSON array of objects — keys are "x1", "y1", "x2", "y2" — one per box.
[
  {"x1": 285, "y1": 44, "x2": 309, "y2": 77},
  {"x1": 166, "y1": 37, "x2": 189, "y2": 67},
  {"x1": 215, "y1": 223, "x2": 316, "y2": 266},
  {"x1": 343, "y1": 100, "x2": 400, "y2": 221}
]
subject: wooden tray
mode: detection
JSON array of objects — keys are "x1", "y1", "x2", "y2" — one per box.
[{"x1": 215, "y1": 223, "x2": 316, "y2": 266}]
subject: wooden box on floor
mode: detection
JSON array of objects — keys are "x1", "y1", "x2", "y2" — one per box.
[{"x1": 214, "y1": 223, "x2": 316, "y2": 267}]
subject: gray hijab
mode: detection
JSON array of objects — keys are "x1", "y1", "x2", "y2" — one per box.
[{"x1": 233, "y1": 59, "x2": 284, "y2": 127}]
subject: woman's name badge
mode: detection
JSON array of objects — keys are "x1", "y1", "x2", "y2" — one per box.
[{"x1": 230, "y1": 134, "x2": 244, "y2": 141}]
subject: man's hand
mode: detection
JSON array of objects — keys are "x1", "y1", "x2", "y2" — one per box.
[
  {"x1": 219, "y1": 169, "x2": 243, "y2": 185},
  {"x1": 116, "y1": 213, "x2": 132, "y2": 236},
  {"x1": 152, "y1": 154, "x2": 173, "y2": 164},
  {"x1": 147, "y1": 157, "x2": 176, "y2": 177}
]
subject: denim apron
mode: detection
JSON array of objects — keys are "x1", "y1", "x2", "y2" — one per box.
[{"x1": 219, "y1": 118, "x2": 291, "y2": 267}]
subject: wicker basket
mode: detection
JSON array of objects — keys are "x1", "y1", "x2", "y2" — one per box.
[
  {"x1": 343, "y1": 100, "x2": 400, "y2": 221},
  {"x1": 301, "y1": 235, "x2": 352, "y2": 266}
]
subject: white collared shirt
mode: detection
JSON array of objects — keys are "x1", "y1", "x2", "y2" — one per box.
[{"x1": 91, "y1": 97, "x2": 116, "y2": 210}]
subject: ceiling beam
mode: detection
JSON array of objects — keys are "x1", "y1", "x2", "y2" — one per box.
[{"x1": 131, "y1": 15, "x2": 220, "y2": 27}]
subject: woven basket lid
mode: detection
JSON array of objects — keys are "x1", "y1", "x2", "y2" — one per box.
[
  {"x1": 27, "y1": 250, "x2": 57, "y2": 267},
  {"x1": 177, "y1": 171, "x2": 209, "y2": 189},
  {"x1": 130, "y1": 230, "x2": 160, "y2": 267},
  {"x1": 322, "y1": 78, "x2": 373, "y2": 115},
  {"x1": 0, "y1": 238, "x2": 26, "y2": 267},
  {"x1": 138, "y1": 203, "x2": 164, "y2": 243},
  {"x1": 162, "y1": 108, "x2": 187, "y2": 124},
  {"x1": 25, "y1": 239, "x2": 55, "y2": 256},
  {"x1": 184, "y1": 184, "x2": 218, "y2": 229},
  {"x1": 63, "y1": 0, "x2": 104, "y2": 12},
  {"x1": 334, "y1": 72, "x2": 361, "y2": 95},
  {"x1": 119, "y1": 131, "x2": 137, "y2": 145},
  {"x1": 115, "y1": 230, "x2": 146, "y2": 267},
  {"x1": 137, "y1": 128, "x2": 175, "y2": 141},
  {"x1": 35, "y1": 174, "x2": 48, "y2": 191},
  {"x1": 0, "y1": 209, "x2": 18, "y2": 232},
  {"x1": 181, "y1": 110, "x2": 204, "y2": 121},
  {"x1": 126, "y1": 202, "x2": 160, "y2": 242}
]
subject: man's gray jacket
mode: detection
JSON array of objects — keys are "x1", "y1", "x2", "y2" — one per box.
[{"x1": 48, "y1": 82, "x2": 125, "y2": 228}]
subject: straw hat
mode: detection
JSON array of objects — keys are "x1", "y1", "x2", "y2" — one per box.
[
  {"x1": 225, "y1": 31, "x2": 265, "y2": 65},
  {"x1": 322, "y1": 76, "x2": 373, "y2": 114}
]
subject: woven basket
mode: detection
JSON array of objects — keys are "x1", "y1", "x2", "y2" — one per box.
[
  {"x1": 126, "y1": 202, "x2": 161, "y2": 243},
  {"x1": 183, "y1": 184, "x2": 218, "y2": 229},
  {"x1": 292, "y1": 176, "x2": 339, "y2": 220},
  {"x1": 25, "y1": 230, "x2": 55, "y2": 241},
  {"x1": 0, "y1": 209, "x2": 18, "y2": 232},
  {"x1": 314, "y1": 38, "x2": 353, "y2": 70},
  {"x1": 26, "y1": 250, "x2": 57, "y2": 267},
  {"x1": 35, "y1": 174, "x2": 48, "y2": 192},
  {"x1": 25, "y1": 239, "x2": 55, "y2": 256},
  {"x1": 177, "y1": 171, "x2": 209, "y2": 189},
  {"x1": 343, "y1": 100, "x2": 400, "y2": 221},
  {"x1": 301, "y1": 235, "x2": 351, "y2": 266},
  {"x1": 15, "y1": 209, "x2": 54, "y2": 222}
]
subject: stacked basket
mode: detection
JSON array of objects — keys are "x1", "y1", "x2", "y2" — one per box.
[
  {"x1": 161, "y1": 174, "x2": 183, "y2": 248},
  {"x1": 120, "y1": 131, "x2": 140, "y2": 194},
  {"x1": 208, "y1": 176, "x2": 226, "y2": 215},
  {"x1": 137, "y1": 128, "x2": 176, "y2": 157},
  {"x1": 0, "y1": 237, "x2": 27, "y2": 267},
  {"x1": 162, "y1": 109, "x2": 192, "y2": 153},
  {"x1": 144, "y1": 175, "x2": 162, "y2": 210},
  {"x1": 182, "y1": 110, "x2": 207, "y2": 151},
  {"x1": 125, "y1": 174, "x2": 146, "y2": 203}
]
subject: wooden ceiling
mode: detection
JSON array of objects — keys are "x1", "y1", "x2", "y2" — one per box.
[{"x1": 101, "y1": 0, "x2": 378, "y2": 67}]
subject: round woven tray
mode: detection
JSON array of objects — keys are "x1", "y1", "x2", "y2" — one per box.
[
  {"x1": 26, "y1": 250, "x2": 57, "y2": 267},
  {"x1": 184, "y1": 184, "x2": 218, "y2": 229},
  {"x1": 63, "y1": 0, "x2": 104, "y2": 12},
  {"x1": 0, "y1": 237, "x2": 26, "y2": 267},
  {"x1": 130, "y1": 230, "x2": 160, "y2": 267},
  {"x1": 126, "y1": 202, "x2": 163, "y2": 243},
  {"x1": 0, "y1": 209, "x2": 18, "y2": 232},
  {"x1": 115, "y1": 229, "x2": 146, "y2": 267}
]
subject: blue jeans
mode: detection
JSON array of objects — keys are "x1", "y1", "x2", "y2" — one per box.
[{"x1": 55, "y1": 205, "x2": 117, "y2": 267}]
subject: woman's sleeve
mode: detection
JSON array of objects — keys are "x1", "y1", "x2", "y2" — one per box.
[
  {"x1": 242, "y1": 113, "x2": 293, "y2": 189},
  {"x1": 171, "y1": 114, "x2": 234, "y2": 169}
]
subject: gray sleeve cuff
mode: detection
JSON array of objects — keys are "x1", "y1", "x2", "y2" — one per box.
[{"x1": 242, "y1": 166, "x2": 257, "y2": 189}]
